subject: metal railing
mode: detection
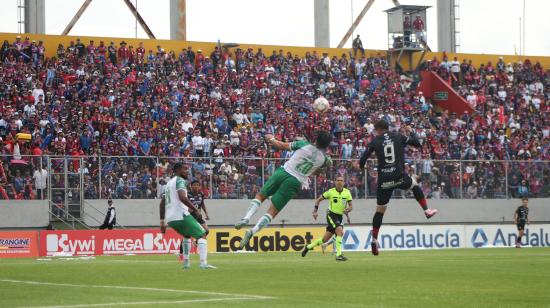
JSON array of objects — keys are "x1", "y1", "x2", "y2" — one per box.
[{"x1": 1, "y1": 155, "x2": 548, "y2": 200}]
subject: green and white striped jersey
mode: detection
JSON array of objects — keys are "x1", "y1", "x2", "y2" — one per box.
[
  {"x1": 164, "y1": 176, "x2": 189, "y2": 223},
  {"x1": 284, "y1": 140, "x2": 331, "y2": 184}
]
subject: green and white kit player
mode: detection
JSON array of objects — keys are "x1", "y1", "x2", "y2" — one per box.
[
  {"x1": 235, "y1": 131, "x2": 333, "y2": 249},
  {"x1": 159, "y1": 162, "x2": 215, "y2": 269}
]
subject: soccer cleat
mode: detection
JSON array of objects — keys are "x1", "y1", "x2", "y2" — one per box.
[
  {"x1": 321, "y1": 244, "x2": 327, "y2": 255},
  {"x1": 183, "y1": 262, "x2": 190, "y2": 269},
  {"x1": 425, "y1": 208, "x2": 438, "y2": 219},
  {"x1": 515, "y1": 242, "x2": 521, "y2": 248},
  {"x1": 239, "y1": 230, "x2": 253, "y2": 250},
  {"x1": 371, "y1": 239, "x2": 379, "y2": 256},
  {"x1": 234, "y1": 219, "x2": 249, "y2": 230},
  {"x1": 335, "y1": 255, "x2": 348, "y2": 261},
  {"x1": 199, "y1": 264, "x2": 217, "y2": 269},
  {"x1": 301, "y1": 246, "x2": 310, "y2": 257}
]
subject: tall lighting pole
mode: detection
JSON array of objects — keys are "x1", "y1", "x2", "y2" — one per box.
[{"x1": 522, "y1": 0, "x2": 526, "y2": 55}]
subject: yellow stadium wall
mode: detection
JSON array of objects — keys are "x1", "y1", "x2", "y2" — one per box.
[
  {"x1": 1, "y1": 32, "x2": 549, "y2": 69},
  {"x1": 0, "y1": 32, "x2": 364, "y2": 59},
  {"x1": 415, "y1": 51, "x2": 550, "y2": 68}
]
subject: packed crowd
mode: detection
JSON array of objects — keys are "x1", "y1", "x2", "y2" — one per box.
[{"x1": 0, "y1": 35, "x2": 548, "y2": 201}]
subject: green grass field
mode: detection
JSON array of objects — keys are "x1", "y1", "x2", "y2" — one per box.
[{"x1": 1, "y1": 248, "x2": 549, "y2": 307}]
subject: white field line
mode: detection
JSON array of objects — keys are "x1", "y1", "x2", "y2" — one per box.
[
  {"x1": 0, "y1": 279, "x2": 274, "y2": 300},
  {"x1": 21, "y1": 297, "x2": 259, "y2": 308}
]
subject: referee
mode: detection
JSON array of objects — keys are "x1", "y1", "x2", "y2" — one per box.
[
  {"x1": 302, "y1": 176, "x2": 353, "y2": 261},
  {"x1": 514, "y1": 197, "x2": 530, "y2": 248}
]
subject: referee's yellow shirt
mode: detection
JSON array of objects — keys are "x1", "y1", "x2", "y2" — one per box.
[{"x1": 322, "y1": 188, "x2": 353, "y2": 215}]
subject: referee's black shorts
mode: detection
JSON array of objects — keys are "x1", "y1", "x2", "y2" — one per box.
[
  {"x1": 376, "y1": 174, "x2": 415, "y2": 206},
  {"x1": 326, "y1": 211, "x2": 344, "y2": 233}
]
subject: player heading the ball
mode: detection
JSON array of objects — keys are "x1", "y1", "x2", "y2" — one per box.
[{"x1": 235, "y1": 131, "x2": 333, "y2": 250}]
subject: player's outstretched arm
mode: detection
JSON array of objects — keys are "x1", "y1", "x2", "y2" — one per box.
[
  {"x1": 159, "y1": 196, "x2": 166, "y2": 233},
  {"x1": 264, "y1": 134, "x2": 292, "y2": 151},
  {"x1": 358, "y1": 146, "x2": 374, "y2": 169}
]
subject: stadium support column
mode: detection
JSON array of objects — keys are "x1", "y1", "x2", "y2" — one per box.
[
  {"x1": 314, "y1": 0, "x2": 330, "y2": 47},
  {"x1": 170, "y1": 0, "x2": 186, "y2": 41},
  {"x1": 437, "y1": 0, "x2": 455, "y2": 52},
  {"x1": 24, "y1": 0, "x2": 46, "y2": 34}
]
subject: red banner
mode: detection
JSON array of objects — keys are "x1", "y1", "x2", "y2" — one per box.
[
  {"x1": 39, "y1": 229, "x2": 183, "y2": 257},
  {"x1": 0, "y1": 231, "x2": 39, "y2": 258}
]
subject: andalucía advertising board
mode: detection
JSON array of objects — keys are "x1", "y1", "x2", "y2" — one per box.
[
  {"x1": 342, "y1": 224, "x2": 550, "y2": 252},
  {"x1": 465, "y1": 225, "x2": 550, "y2": 248}
]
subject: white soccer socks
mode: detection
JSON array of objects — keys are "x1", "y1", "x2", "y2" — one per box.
[
  {"x1": 243, "y1": 199, "x2": 262, "y2": 221},
  {"x1": 251, "y1": 213, "x2": 273, "y2": 234},
  {"x1": 197, "y1": 238, "x2": 208, "y2": 267},
  {"x1": 182, "y1": 238, "x2": 191, "y2": 268}
]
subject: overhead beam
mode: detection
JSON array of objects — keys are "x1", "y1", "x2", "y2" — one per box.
[
  {"x1": 123, "y1": 0, "x2": 156, "y2": 39},
  {"x1": 61, "y1": 0, "x2": 92, "y2": 35},
  {"x1": 337, "y1": 0, "x2": 376, "y2": 48}
]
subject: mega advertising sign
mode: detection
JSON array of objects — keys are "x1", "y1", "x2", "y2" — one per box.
[
  {"x1": 209, "y1": 227, "x2": 325, "y2": 253},
  {"x1": 39, "y1": 229, "x2": 183, "y2": 257},
  {"x1": 0, "y1": 231, "x2": 39, "y2": 258},
  {"x1": 342, "y1": 224, "x2": 550, "y2": 252}
]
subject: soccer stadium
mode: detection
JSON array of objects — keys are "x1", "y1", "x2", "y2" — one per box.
[{"x1": 0, "y1": 0, "x2": 549, "y2": 307}]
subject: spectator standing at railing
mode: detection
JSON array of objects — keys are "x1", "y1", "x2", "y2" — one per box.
[
  {"x1": 341, "y1": 139, "x2": 353, "y2": 159},
  {"x1": 33, "y1": 165, "x2": 47, "y2": 200},
  {"x1": 466, "y1": 181, "x2": 478, "y2": 199},
  {"x1": 518, "y1": 180, "x2": 529, "y2": 197},
  {"x1": 411, "y1": 15, "x2": 425, "y2": 46},
  {"x1": 191, "y1": 130, "x2": 204, "y2": 157}
]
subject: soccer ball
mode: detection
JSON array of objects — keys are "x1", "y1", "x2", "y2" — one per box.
[{"x1": 313, "y1": 97, "x2": 330, "y2": 113}]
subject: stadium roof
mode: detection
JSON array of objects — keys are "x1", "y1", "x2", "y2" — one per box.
[{"x1": 384, "y1": 5, "x2": 431, "y2": 14}]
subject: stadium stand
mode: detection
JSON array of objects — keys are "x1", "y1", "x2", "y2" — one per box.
[{"x1": 0, "y1": 34, "x2": 548, "y2": 202}]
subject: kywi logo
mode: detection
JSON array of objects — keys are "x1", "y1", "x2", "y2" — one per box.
[
  {"x1": 471, "y1": 228, "x2": 488, "y2": 248},
  {"x1": 46, "y1": 234, "x2": 95, "y2": 255}
]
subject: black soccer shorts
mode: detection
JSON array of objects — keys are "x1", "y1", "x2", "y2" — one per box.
[
  {"x1": 376, "y1": 174, "x2": 415, "y2": 206},
  {"x1": 326, "y1": 211, "x2": 344, "y2": 233},
  {"x1": 517, "y1": 222, "x2": 525, "y2": 231}
]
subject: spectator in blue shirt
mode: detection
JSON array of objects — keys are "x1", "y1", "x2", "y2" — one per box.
[
  {"x1": 518, "y1": 180, "x2": 529, "y2": 197},
  {"x1": 139, "y1": 137, "x2": 151, "y2": 156},
  {"x1": 341, "y1": 139, "x2": 354, "y2": 159},
  {"x1": 13, "y1": 170, "x2": 25, "y2": 195},
  {"x1": 250, "y1": 109, "x2": 264, "y2": 124}
]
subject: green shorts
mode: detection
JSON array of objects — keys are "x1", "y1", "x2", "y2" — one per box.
[
  {"x1": 260, "y1": 167, "x2": 301, "y2": 211},
  {"x1": 168, "y1": 215, "x2": 206, "y2": 239}
]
